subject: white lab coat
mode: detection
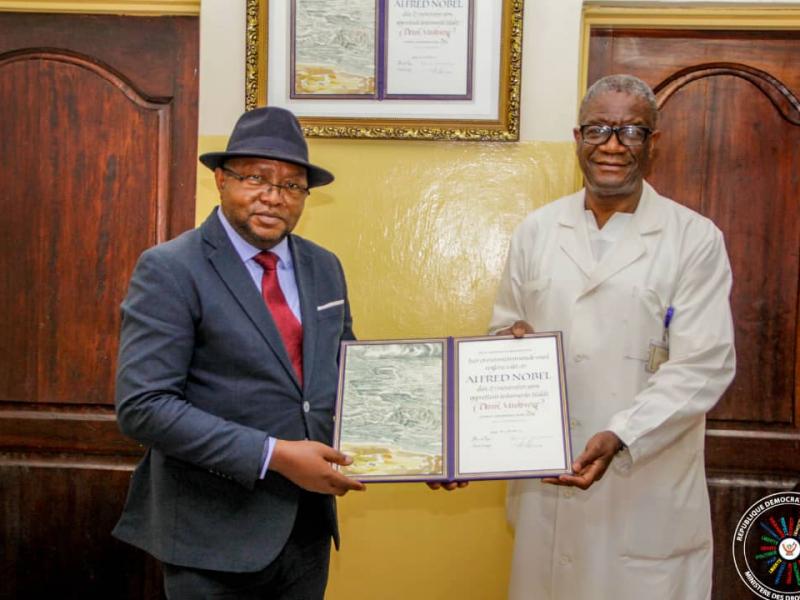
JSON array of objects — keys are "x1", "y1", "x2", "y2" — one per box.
[{"x1": 491, "y1": 182, "x2": 735, "y2": 600}]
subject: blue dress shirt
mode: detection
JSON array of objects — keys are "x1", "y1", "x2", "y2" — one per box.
[{"x1": 217, "y1": 208, "x2": 302, "y2": 478}]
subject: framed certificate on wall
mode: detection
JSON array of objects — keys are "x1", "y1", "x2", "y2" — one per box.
[
  {"x1": 333, "y1": 333, "x2": 573, "y2": 483},
  {"x1": 291, "y1": 0, "x2": 473, "y2": 100},
  {"x1": 245, "y1": 0, "x2": 524, "y2": 140}
]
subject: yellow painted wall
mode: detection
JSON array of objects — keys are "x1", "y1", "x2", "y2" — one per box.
[{"x1": 197, "y1": 136, "x2": 578, "y2": 599}]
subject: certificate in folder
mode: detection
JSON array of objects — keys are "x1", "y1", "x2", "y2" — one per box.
[{"x1": 333, "y1": 333, "x2": 572, "y2": 482}]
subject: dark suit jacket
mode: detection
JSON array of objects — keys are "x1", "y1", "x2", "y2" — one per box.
[{"x1": 112, "y1": 209, "x2": 354, "y2": 572}]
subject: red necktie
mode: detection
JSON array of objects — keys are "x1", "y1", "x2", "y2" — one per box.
[{"x1": 253, "y1": 251, "x2": 303, "y2": 385}]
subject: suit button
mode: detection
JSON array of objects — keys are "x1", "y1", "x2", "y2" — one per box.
[{"x1": 302, "y1": 401, "x2": 310, "y2": 413}]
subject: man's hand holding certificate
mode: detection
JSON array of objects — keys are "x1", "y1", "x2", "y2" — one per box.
[{"x1": 333, "y1": 332, "x2": 572, "y2": 483}]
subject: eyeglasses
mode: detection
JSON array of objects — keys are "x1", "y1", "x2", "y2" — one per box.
[
  {"x1": 222, "y1": 167, "x2": 310, "y2": 200},
  {"x1": 579, "y1": 124, "x2": 653, "y2": 147}
]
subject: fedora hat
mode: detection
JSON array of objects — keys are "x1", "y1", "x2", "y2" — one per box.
[{"x1": 199, "y1": 106, "x2": 334, "y2": 188}]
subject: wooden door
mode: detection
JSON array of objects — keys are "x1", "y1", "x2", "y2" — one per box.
[
  {"x1": 0, "y1": 12, "x2": 197, "y2": 599},
  {"x1": 588, "y1": 27, "x2": 800, "y2": 599}
]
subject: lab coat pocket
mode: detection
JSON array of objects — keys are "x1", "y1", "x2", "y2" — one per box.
[
  {"x1": 520, "y1": 277, "x2": 551, "y2": 323},
  {"x1": 622, "y1": 494, "x2": 710, "y2": 558},
  {"x1": 623, "y1": 286, "x2": 666, "y2": 361},
  {"x1": 621, "y1": 452, "x2": 711, "y2": 558}
]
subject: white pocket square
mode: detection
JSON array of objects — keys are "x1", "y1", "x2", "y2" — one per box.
[{"x1": 317, "y1": 299, "x2": 344, "y2": 311}]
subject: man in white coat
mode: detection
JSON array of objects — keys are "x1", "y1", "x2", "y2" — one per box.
[{"x1": 491, "y1": 74, "x2": 736, "y2": 599}]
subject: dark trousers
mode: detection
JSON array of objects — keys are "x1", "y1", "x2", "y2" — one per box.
[{"x1": 163, "y1": 494, "x2": 332, "y2": 600}]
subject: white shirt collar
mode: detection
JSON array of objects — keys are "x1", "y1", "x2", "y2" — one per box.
[{"x1": 216, "y1": 208, "x2": 293, "y2": 268}]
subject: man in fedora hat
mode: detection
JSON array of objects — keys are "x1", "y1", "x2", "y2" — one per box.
[{"x1": 112, "y1": 106, "x2": 365, "y2": 599}]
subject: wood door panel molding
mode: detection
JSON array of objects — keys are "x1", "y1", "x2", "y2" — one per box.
[
  {"x1": 706, "y1": 433, "x2": 800, "y2": 475},
  {"x1": 587, "y1": 28, "x2": 800, "y2": 99},
  {"x1": 0, "y1": 46, "x2": 172, "y2": 239},
  {"x1": 0, "y1": 47, "x2": 173, "y2": 103},
  {"x1": 0, "y1": 13, "x2": 196, "y2": 102},
  {"x1": 654, "y1": 62, "x2": 800, "y2": 125},
  {"x1": 0, "y1": 451, "x2": 140, "y2": 469},
  {"x1": 0, "y1": 12, "x2": 197, "y2": 241},
  {"x1": 0, "y1": 405, "x2": 141, "y2": 457},
  {"x1": 708, "y1": 473, "x2": 800, "y2": 492},
  {"x1": 0, "y1": 49, "x2": 173, "y2": 406},
  {"x1": 651, "y1": 72, "x2": 799, "y2": 425}
]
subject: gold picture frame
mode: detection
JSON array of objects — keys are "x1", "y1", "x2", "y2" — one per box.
[{"x1": 245, "y1": 0, "x2": 524, "y2": 141}]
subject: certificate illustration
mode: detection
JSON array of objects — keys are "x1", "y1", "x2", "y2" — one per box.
[
  {"x1": 334, "y1": 334, "x2": 572, "y2": 482},
  {"x1": 292, "y1": 0, "x2": 378, "y2": 97}
]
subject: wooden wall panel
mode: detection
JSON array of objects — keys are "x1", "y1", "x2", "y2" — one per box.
[
  {"x1": 1, "y1": 465, "x2": 165, "y2": 599},
  {"x1": 653, "y1": 69, "x2": 800, "y2": 424},
  {"x1": 588, "y1": 30, "x2": 800, "y2": 102},
  {"x1": 0, "y1": 52, "x2": 167, "y2": 406}
]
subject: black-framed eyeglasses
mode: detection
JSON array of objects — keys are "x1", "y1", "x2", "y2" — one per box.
[
  {"x1": 222, "y1": 167, "x2": 310, "y2": 200},
  {"x1": 579, "y1": 124, "x2": 653, "y2": 147}
]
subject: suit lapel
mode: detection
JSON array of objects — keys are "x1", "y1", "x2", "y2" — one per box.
[
  {"x1": 201, "y1": 210, "x2": 301, "y2": 391},
  {"x1": 291, "y1": 237, "x2": 318, "y2": 389}
]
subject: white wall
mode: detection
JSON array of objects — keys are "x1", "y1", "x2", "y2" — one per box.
[
  {"x1": 199, "y1": 0, "x2": 800, "y2": 140},
  {"x1": 199, "y1": 0, "x2": 247, "y2": 136}
]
